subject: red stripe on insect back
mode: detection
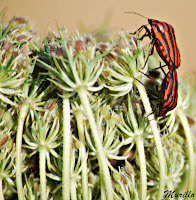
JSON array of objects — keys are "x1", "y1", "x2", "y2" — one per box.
[
  {"x1": 165, "y1": 70, "x2": 178, "y2": 111},
  {"x1": 164, "y1": 22, "x2": 180, "y2": 69},
  {"x1": 159, "y1": 69, "x2": 178, "y2": 116},
  {"x1": 125, "y1": 12, "x2": 180, "y2": 70},
  {"x1": 150, "y1": 19, "x2": 181, "y2": 70},
  {"x1": 169, "y1": 24, "x2": 181, "y2": 68},
  {"x1": 138, "y1": 67, "x2": 178, "y2": 117}
]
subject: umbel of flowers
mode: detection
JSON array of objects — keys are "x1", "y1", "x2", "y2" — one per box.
[{"x1": 0, "y1": 10, "x2": 195, "y2": 200}]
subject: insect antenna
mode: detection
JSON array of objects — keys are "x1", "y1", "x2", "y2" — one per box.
[{"x1": 125, "y1": 12, "x2": 149, "y2": 19}]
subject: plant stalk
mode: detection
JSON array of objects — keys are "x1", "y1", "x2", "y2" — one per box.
[
  {"x1": 128, "y1": 94, "x2": 147, "y2": 200},
  {"x1": 75, "y1": 111, "x2": 88, "y2": 199},
  {"x1": 0, "y1": 179, "x2": 4, "y2": 200},
  {"x1": 16, "y1": 104, "x2": 29, "y2": 200},
  {"x1": 39, "y1": 147, "x2": 47, "y2": 200},
  {"x1": 177, "y1": 109, "x2": 194, "y2": 191},
  {"x1": 135, "y1": 134, "x2": 147, "y2": 200},
  {"x1": 70, "y1": 180, "x2": 77, "y2": 200},
  {"x1": 78, "y1": 88, "x2": 113, "y2": 200},
  {"x1": 62, "y1": 98, "x2": 71, "y2": 200},
  {"x1": 135, "y1": 80, "x2": 166, "y2": 200}
]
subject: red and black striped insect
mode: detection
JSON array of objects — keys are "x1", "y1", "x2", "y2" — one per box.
[
  {"x1": 126, "y1": 12, "x2": 181, "y2": 70},
  {"x1": 158, "y1": 69, "x2": 178, "y2": 116},
  {"x1": 139, "y1": 68, "x2": 178, "y2": 116}
]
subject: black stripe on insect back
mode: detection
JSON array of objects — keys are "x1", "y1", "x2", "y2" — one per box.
[
  {"x1": 164, "y1": 22, "x2": 180, "y2": 68},
  {"x1": 165, "y1": 71, "x2": 177, "y2": 108},
  {"x1": 163, "y1": 70, "x2": 176, "y2": 102},
  {"x1": 168, "y1": 23, "x2": 181, "y2": 68},
  {"x1": 153, "y1": 23, "x2": 173, "y2": 62},
  {"x1": 163, "y1": 22, "x2": 180, "y2": 68},
  {"x1": 153, "y1": 22, "x2": 177, "y2": 68},
  {"x1": 158, "y1": 69, "x2": 178, "y2": 116},
  {"x1": 164, "y1": 70, "x2": 178, "y2": 110}
]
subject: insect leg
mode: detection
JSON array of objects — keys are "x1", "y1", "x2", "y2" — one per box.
[
  {"x1": 130, "y1": 25, "x2": 151, "y2": 39},
  {"x1": 139, "y1": 26, "x2": 152, "y2": 40},
  {"x1": 142, "y1": 39, "x2": 155, "y2": 69},
  {"x1": 139, "y1": 71, "x2": 160, "y2": 92},
  {"x1": 149, "y1": 62, "x2": 167, "y2": 75}
]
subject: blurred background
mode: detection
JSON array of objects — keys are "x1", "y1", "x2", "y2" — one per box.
[
  {"x1": 1, "y1": 0, "x2": 196, "y2": 194},
  {"x1": 1, "y1": 0, "x2": 196, "y2": 78}
]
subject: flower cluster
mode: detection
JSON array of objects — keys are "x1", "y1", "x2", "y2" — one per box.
[{"x1": 0, "y1": 10, "x2": 195, "y2": 200}]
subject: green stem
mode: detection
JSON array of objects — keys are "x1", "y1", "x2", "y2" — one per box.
[
  {"x1": 70, "y1": 180, "x2": 77, "y2": 200},
  {"x1": 39, "y1": 147, "x2": 47, "y2": 200},
  {"x1": 75, "y1": 111, "x2": 88, "y2": 199},
  {"x1": 62, "y1": 98, "x2": 71, "y2": 200},
  {"x1": 78, "y1": 88, "x2": 113, "y2": 200},
  {"x1": 16, "y1": 104, "x2": 29, "y2": 200},
  {"x1": 135, "y1": 80, "x2": 166, "y2": 200},
  {"x1": 128, "y1": 94, "x2": 147, "y2": 200},
  {"x1": 177, "y1": 109, "x2": 194, "y2": 191},
  {"x1": 0, "y1": 179, "x2": 4, "y2": 200},
  {"x1": 135, "y1": 135, "x2": 147, "y2": 200},
  {"x1": 101, "y1": 180, "x2": 106, "y2": 200}
]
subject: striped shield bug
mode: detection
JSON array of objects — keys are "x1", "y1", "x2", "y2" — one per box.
[
  {"x1": 138, "y1": 68, "x2": 178, "y2": 117},
  {"x1": 125, "y1": 12, "x2": 181, "y2": 70},
  {"x1": 158, "y1": 69, "x2": 178, "y2": 116}
]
